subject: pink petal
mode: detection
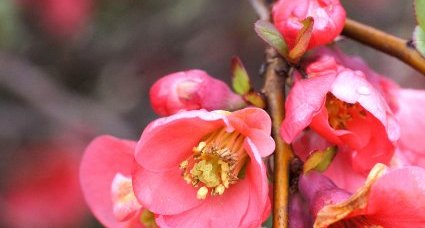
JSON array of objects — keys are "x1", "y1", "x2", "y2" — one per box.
[
  {"x1": 156, "y1": 177, "x2": 251, "y2": 228},
  {"x1": 228, "y1": 108, "x2": 275, "y2": 157},
  {"x1": 135, "y1": 110, "x2": 225, "y2": 171},
  {"x1": 396, "y1": 89, "x2": 425, "y2": 156},
  {"x1": 80, "y1": 135, "x2": 140, "y2": 228},
  {"x1": 281, "y1": 73, "x2": 336, "y2": 143},
  {"x1": 330, "y1": 69, "x2": 400, "y2": 142},
  {"x1": 322, "y1": 150, "x2": 367, "y2": 192},
  {"x1": 239, "y1": 139, "x2": 271, "y2": 227},
  {"x1": 229, "y1": 107, "x2": 272, "y2": 135},
  {"x1": 292, "y1": 129, "x2": 334, "y2": 161},
  {"x1": 350, "y1": 120, "x2": 394, "y2": 173},
  {"x1": 132, "y1": 166, "x2": 202, "y2": 215},
  {"x1": 365, "y1": 166, "x2": 425, "y2": 227}
]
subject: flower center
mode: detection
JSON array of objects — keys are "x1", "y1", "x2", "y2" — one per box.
[
  {"x1": 325, "y1": 94, "x2": 366, "y2": 130},
  {"x1": 179, "y1": 128, "x2": 248, "y2": 200}
]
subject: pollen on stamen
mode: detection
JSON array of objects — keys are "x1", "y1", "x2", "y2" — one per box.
[
  {"x1": 197, "y1": 186, "x2": 209, "y2": 200},
  {"x1": 179, "y1": 128, "x2": 249, "y2": 200}
]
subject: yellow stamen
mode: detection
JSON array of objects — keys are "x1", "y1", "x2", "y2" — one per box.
[
  {"x1": 326, "y1": 94, "x2": 366, "y2": 130},
  {"x1": 180, "y1": 128, "x2": 249, "y2": 200},
  {"x1": 197, "y1": 186, "x2": 209, "y2": 200}
]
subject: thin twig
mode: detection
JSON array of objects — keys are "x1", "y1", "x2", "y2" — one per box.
[
  {"x1": 262, "y1": 47, "x2": 294, "y2": 228},
  {"x1": 342, "y1": 18, "x2": 425, "y2": 76}
]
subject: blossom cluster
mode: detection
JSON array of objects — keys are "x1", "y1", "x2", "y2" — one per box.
[
  {"x1": 80, "y1": 68, "x2": 275, "y2": 227},
  {"x1": 80, "y1": 0, "x2": 425, "y2": 227}
]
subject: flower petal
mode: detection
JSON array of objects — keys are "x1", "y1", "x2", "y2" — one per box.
[
  {"x1": 156, "y1": 177, "x2": 250, "y2": 228},
  {"x1": 135, "y1": 110, "x2": 225, "y2": 171},
  {"x1": 365, "y1": 166, "x2": 425, "y2": 227},
  {"x1": 330, "y1": 69, "x2": 400, "y2": 142},
  {"x1": 80, "y1": 135, "x2": 140, "y2": 228},
  {"x1": 281, "y1": 73, "x2": 336, "y2": 143},
  {"x1": 132, "y1": 166, "x2": 202, "y2": 215}
]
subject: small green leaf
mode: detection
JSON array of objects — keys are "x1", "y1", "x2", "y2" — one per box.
[
  {"x1": 415, "y1": 0, "x2": 425, "y2": 29},
  {"x1": 231, "y1": 56, "x2": 252, "y2": 95},
  {"x1": 288, "y1": 17, "x2": 314, "y2": 63},
  {"x1": 243, "y1": 92, "x2": 266, "y2": 109},
  {"x1": 254, "y1": 20, "x2": 289, "y2": 57},
  {"x1": 303, "y1": 146, "x2": 337, "y2": 174},
  {"x1": 414, "y1": 25, "x2": 425, "y2": 58}
]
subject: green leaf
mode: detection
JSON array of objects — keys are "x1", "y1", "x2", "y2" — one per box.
[
  {"x1": 288, "y1": 17, "x2": 314, "y2": 63},
  {"x1": 415, "y1": 0, "x2": 425, "y2": 29},
  {"x1": 243, "y1": 91, "x2": 266, "y2": 109},
  {"x1": 303, "y1": 146, "x2": 337, "y2": 174},
  {"x1": 231, "y1": 56, "x2": 252, "y2": 95},
  {"x1": 414, "y1": 25, "x2": 425, "y2": 58},
  {"x1": 254, "y1": 20, "x2": 288, "y2": 57}
]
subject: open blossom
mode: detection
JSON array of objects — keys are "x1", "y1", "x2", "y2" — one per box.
[
  {"x1": 281, "y1": 54, "x2": 399, "y2": 173},
  {"x1": 316, "y1": 47, "x2": 425, "y2": 169},
  {"x1": 132, "y1": 108, "x2": 274, "y2": 227},
  {"x1": 80, "y1": 136, "x2": 155, "y2": 228},
  {"x1": 272, "y1": 0, "x2": 346, "y2": 50},
  {"x1": 2, "y1": 142, "x2": 87, "y2": 228},
  {"x1": 150, "y1": 69, "x2": 246, "y2": 116},
  {"x1": 299, "y1": 163, "x2": 425, "y2": 227}
]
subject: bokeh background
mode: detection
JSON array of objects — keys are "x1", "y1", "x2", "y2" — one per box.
[{"x1": 0, "y1": 0, "x2": 423, "y2": 227}]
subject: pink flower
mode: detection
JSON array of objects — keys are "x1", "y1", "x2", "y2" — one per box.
[
  {"x1": 316, "y1": 47, "x2": 425, "y2": 169},
  {"x1": 80, "y1": 136, "x2": 156, "y2": 228},
  {"x1": 18, "y1": 0, "x2": 93, "y2": 38},
  {"x1": 299, "y1": 164, "x2": 425, "y2": 227},
  {"x1": 150, "y1": 69, "x2": 246, "y2": 116},
  {"x1": 281, "y1": 54, "x2": 399, "y2": 173},
  {"x1": 2, "y1": 142, "x2": 87, "y2": 228},
  {"x1": 272, "y1": 0, "x2": 346, "y2": 50},
  {"x1": 132, "y1": 108, "x2": 274, "y2": 227}
]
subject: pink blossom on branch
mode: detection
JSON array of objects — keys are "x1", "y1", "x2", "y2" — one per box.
[
  {"x1": 299, "y1": 164, "x2": 425, "y2": 227},
  {"x1": 150, "y1": 69, "x2": 246, "y2": 116},
  {"x1": 80, "y1": 136, "x2": 155, "y2": 228},
  {"x1": 281, "y1": 55, "x2": 399, "y2": 173},
  {"x1": 133, "y1": 108, "x2": 274, "y2": 227},
  {"x1": 272, "y1": 0, "x2": 346, "y2": 50},
  {"x1": 315, "y1": 47, "x2": 425, "y2": 169}
]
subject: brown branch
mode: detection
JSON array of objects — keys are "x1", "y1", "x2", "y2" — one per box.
[
  {"x1": 249, "y1": 1, "x2": 294, "y2": 227},
  {"x1": 262, "y1": 47, "x2": 294, "y2": 228},
  {"x1": 342, "y1": 18, "x2": 425, "y2": 76}
]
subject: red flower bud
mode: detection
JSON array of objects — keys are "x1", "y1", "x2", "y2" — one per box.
[
  {"x1": 150, "y1": 70, "x2": 246, "y2": 116},
  {"x1": 272, "y1": 0, "x2": 346, "y2": 50}
]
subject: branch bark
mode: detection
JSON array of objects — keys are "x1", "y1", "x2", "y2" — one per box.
[
  {"x1": 342, "y1": 18, "x2": 425, "y2": 76},
  {"x1": 262, "y1": 47, "x2": 294, "y2": 228}
]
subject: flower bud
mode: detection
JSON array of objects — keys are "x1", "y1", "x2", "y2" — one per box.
[
  {"x1": 150, "y1": 69, "x2": 246, "y2": 116},
  {"x1": 272, "y1": 0, "x2": 346, "y2": 50}
]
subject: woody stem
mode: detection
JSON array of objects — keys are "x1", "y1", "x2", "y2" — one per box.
[
  {"x1": 262, "y1": 47, "x2": 294, "y2": 228},
  {"x1": 342, "y1": 18, "x2": 425, "y2": 76}
]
